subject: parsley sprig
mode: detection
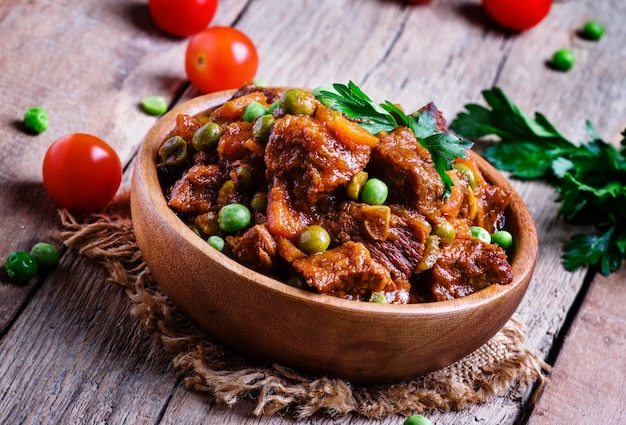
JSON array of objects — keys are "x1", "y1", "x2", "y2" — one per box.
[
  {"x1": 315, "y1": 81, "x2": 473, "y2": 198},
  {"x1": 451, "y1": 87, "x2": 626, "y2": 276}
]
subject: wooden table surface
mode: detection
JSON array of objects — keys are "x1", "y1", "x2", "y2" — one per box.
[{"x1": 1, "y1": 0, "x2": 625, "y2": 424}]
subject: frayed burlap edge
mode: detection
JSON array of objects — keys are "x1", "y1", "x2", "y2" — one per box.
[{"x1": 57, "y1": 193, "x2": 550, "y2": 419}]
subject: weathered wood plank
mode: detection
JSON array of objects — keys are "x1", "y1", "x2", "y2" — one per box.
[
  {"x1": 0, "y1": 0, "x2": 624, "y2": 424},
  {"x1": 0, "y1": 250, "x2": 175, "y2": 424},
  {"x1": 159, "y1": 0, "x2": 626, "y2": 423},
  {"x1": 0, "y1": 0, "x2": 184, "y2": 332},
  {"x1": 495, "y1": 0, "x2": 626, "y2": 359},
  {"x1": 527, "y1": 268, "x2": 626, "y2": 425},
  {"x1": 0, "y1": 0, "x2": 248, "y2": 423},
  {"x1": 0, "y1": 0, "x2": 247, "y2": 330}
]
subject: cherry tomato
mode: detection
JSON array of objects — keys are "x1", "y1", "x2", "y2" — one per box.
[
  {"x1": 185, "y1": 26, "x2": 259, "y2": 94},
  {"x1": 482, "y1": 0, "x2": 552, "y2": 31},
  {"x1": 148, "y1": 0, "x2": 218, "y2": 37},
  {"x1": 42, "y1": 133, "x2": 123, "y2": 212}
]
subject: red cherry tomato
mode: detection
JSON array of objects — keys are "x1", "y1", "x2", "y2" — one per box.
[
  {"x1": 185, "y1": 26, "x2": 259, "y2": 94},
  {"x1": 148, "y1": 0, "x2": 218, "y2": 37},
  {"x1": 42, "y1": 133, "x2": 123, "y2": 212},
  {"x1": 482, "y1": 0, "x2": 552, "y2": 31}
]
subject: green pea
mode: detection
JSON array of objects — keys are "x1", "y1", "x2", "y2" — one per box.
[
  {"x1": 491, "y1": 230, "x2": 513, "y2": 249},
  {"x1": 234, "y1": 164, "x2": 254, "y2": 190},
  {"x1": 279, "y1": 89, "x2": 317, "y2": 115},
  {"x1": 253, "y1": 80, "x2": 268, "y2": 87},
  {"x1": 369, "y1": 292, "x2": 388, "y2": 304},
  {"x1": 404, "y1": 414, "x2": 433, "y2": 425},
  {"x1": 453, "y1": 163, "x2": 477, "y2": 188},
  {"x1": 250, "y1": 191, "x2": 268, "y2": 211},
  {"x1": 30, "y1": 242, "x2": 60, "y2": 268},
  {"x1": 433, "y1": 220, "x2": 456, "y2": 244},
  {"x1": 5, "y1": 251, "x2": 38, "y2": 283},
  {"x1": 268, "y1": 101, "x2": 280, "y2": 113},
  {"x1": 297, "y1": 225, "x2": 331, "y2": 254},
  {"x1": 470, "y1": 226, "x2": 491, "y2": 243},
  {"x1": 287, "y1": 275, "x2": 309, "y2": 290},
  {"x1": 360, "y1": 178, "x2": 388, "y2": 205},
  {"x1": 207, "y1": 235, "x2": 225, "y2": 251},
  {"x1": 218, "y1": 203, "x2": 251, "y2": 233},
  {"x1": 192, "y1": 122, "x2": 222, "y2": 152},
  {"x1": 252, "y1": 114, "x2": 275, "y2": 143},
  {"x1": 158, "y1": 136, "x2": 188, "y2": 167},
  {"x1": 242, "y1": 101, "x2": 268, "y2": 122},
  {"x1": 141, "y1": 96, "x2": 168, "y2": 115},
  {"x1": 23, "y1": 106, "x2": 49, "y2": 134},
  {"x1": 551, "y1": 49, "x2": 576, "y2": 71},
  {"x1": 582, "y1": 20, "x2": 605, "y2": 40}
]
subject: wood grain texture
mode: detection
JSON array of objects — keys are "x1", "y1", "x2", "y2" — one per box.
[
  {"x1": 0, "y1": 0, "x2": 624, "y2": 423},
  {"x1": 0, "y1": 251, "x2": 175, "y2": 424},
  {"x1": 0, "y1": 0, "x2": 250, "y2": 333},
  {"x1": 527, "y1": 268, "x2": 626, "y2": 425}
]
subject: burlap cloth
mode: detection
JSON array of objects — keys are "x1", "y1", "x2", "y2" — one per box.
[{"x1": 57, "y1": 193, "x2": 549, "y2": 419}]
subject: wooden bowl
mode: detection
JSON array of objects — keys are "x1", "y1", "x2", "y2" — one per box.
[{"x1": 130, "y1": 90, "x2": 538, "y2": 384}]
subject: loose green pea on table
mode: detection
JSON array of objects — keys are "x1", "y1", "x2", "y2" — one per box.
[
  {"x1": 30, "y1": 242, "x2": 60, "y2": 268},
  {"x1": 23, "y1": 106, "x2": 49, "y2": 134},
  {"x1": 404, "y1": 414, "x2": 433, "y2": 425},
  {"x1": 5, "y1": 242, "x2": 60, "y2": 283},
  {"x1": 551, "y1": 49, "x2": 576, "y2": 71},
  {"x1": 582, "y1": 20, "x2": 605, "y2": 40},
  {"x1": 142, "y1": 96, "x2": 168, "y2": 115},
  {"x1": 5, "y1": 251, "x2": 38, "y2": 283}
]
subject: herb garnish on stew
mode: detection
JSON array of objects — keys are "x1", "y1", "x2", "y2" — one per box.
[
  {"x1": 315, "y1": 82, "x2": 473, "y2": 198},
  {"x1": 451, "y1": 88, "x2": 626, "y2": 275}
]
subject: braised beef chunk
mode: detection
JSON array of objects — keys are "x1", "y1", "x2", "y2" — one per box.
[
  {"x1": 217, "y1": 121, "x2": 263, "y2": 163},
  {"x1": 231, "y1": 84, "x2": 286, "y2": 105},
  {"x1": 265, "y1": 178, "x2": 313, "y2": 239},
  {"x1": 369, "y1": 127, "x2": 444, "y2": 219},
  {"x1": 265, "y1": 114, "x2": 372, "y2": 206},
  {"x1": 228, "y1": 224, "x2": 277, "y2": 273},
  {"x1": 292, "y1": 241, "x2": 398, "y2": 301},
  {"x1": 334, "y1": 202, "x2": 429, "y2": 282},
  {"x1": 168, "y1": 164, "x2": 226, "y2": 214},
  {"x1": 440, "y1": 170, "x2": 470, "y2": 219},
  {"x1": 416, "y1": 238, "x2": 514, "y2": 302},
  {"x1": 473, "y1": 184, "x2": 511, "y2": 233}
]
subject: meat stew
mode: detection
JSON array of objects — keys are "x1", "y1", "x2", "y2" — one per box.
[{"x1": 157, "y1": 85, "x2": 513, "y2": 304}]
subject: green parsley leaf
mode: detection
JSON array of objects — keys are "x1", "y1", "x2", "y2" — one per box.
[
  {"x1": 318, "y1": 82, "x2": 399, "y2": 134},
  {"x1": 315, "y1": 81, "x2": 473, "y2": 198},
  {"x1": 421, "y1": 133, "x2": 473, "y2": 197},
  {"x1": 410, "y1": 109, "x2": 439, "y2": 140},
  {"x1": 563, "y1": 227, "x2": 616, "y2": 275},
  {"x1": 451, "y1": 87, "x2": 626, "y2": 275}
]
